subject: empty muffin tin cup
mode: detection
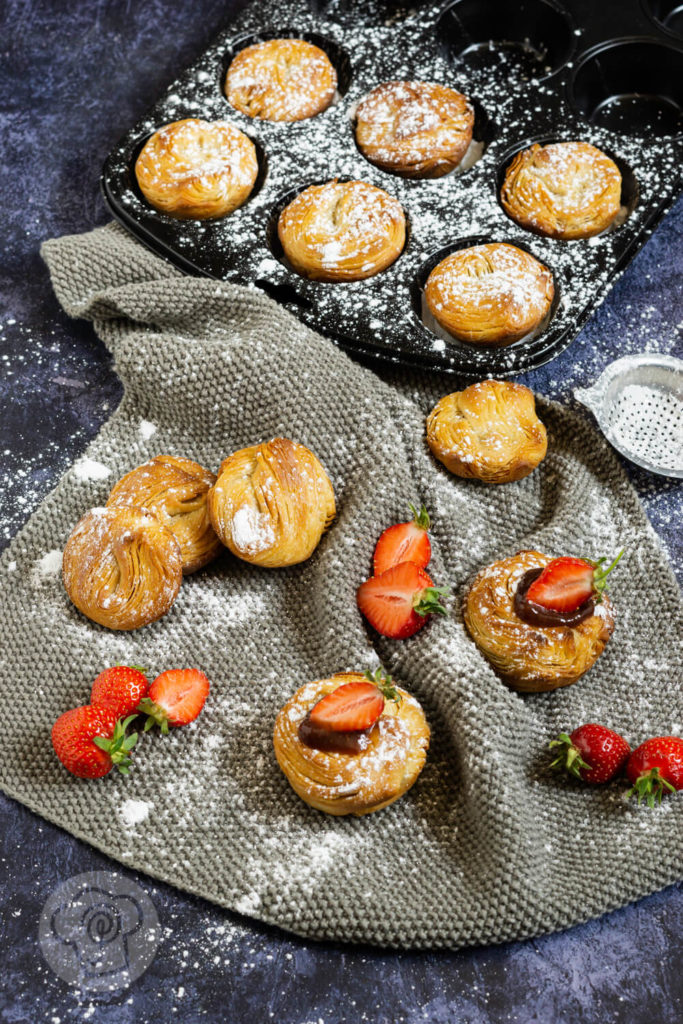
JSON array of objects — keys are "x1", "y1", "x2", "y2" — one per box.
[
  {"x1": 575, "y1": 354, "x2": 683, "y2": 477},
  {"x1": 642, "y1": 0, "x2": 683, "y2": 39},
  {"x1": 571, "y1": 39, "x2": 683, "y2": 137},
  {"x1": 437, "y1": 0, "x2": 575, "y2": 81}
]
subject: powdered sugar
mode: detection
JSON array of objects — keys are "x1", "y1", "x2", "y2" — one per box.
[
  {"x1": 230, "y1": 504, "x2": 276, "y2": 555},
  {"x1": 139, "y1": 419, "x2": 157, "y2": 440},
  {"x1": 34, "y1": 549, "x2": 62, "y2": 576},
  {"x1": 119, "y1": 799, "x2": 153, "y2": 827},
  {"x1": 72, "y1": 458, "x2": 111, "y2": 481}
]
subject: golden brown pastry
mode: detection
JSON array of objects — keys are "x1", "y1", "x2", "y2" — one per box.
[
  {"x1": 426, "y1": 381, "x2": 548, "y2": 483},
  {"x1": 134, "y1": 118, "x2": 259, "y2": 219},
  {"x1": 424, "y1": 243, "x2": 554, "y2": 346},
  {"x1": 225, "y1": 38, "x2": 337, "y2": 122},
  {"x1": 463, "y1": 550, "x2": 615, "y2": 692},
  {"x1": 207, "y1": 437, "x2": 335, "y2": 568},
  {"x1": 106, "y1": 455, "x2": 222, "y2": 574},
  {"x1": 273, "y1": 672, "x2": 430, "y2": 815},
  {"x1": 355, "y1": 80, "x2": 474, "y2": 178},
  {"x1": 500, "y1": 141, "x2": 622, "y2": 239},
  {"x1": 278, "y1": 180, "x2": 406, "y2": 282},
  {"x1": 62, "y1": 506, "x2": 183, "y2": 631}
]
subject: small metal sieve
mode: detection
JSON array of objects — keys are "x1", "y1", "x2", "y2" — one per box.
[{"x1": 575, "y1": 353, "x2": 683, "y2": 478}]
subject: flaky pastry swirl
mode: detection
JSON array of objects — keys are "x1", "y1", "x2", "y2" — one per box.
[
  {"x1": 135, "y1": 118, "x2": 259, "y2": 219},
  {"x1": 355, "y1": 80, "x2": 474, "y2": 178},
  {"x1": 273, "y1": 672, "x2": 430, "y2": 816},
  {"x1": 107, "y1": 455, "x2": 222, "y2": 574},
  {"x1": 225, "y1": 38, "x2": 337, "y2": 122},
  {"x1": 463, "y1": 550, "x2": 615, "y2": 692},
  {"x1": 278, "y1": 179, "x2": 406, "y2": 282},
  {"x1": 500, "y1": 141, "x2": 622, "y2": 240},
  {"x1": 426, "y1": 381, "x2": 547, "y2": 484},
  {"x1": 424, "y1": 243, "x2": 554, "y2": 345},
  {"x1": 207, "y1": 437, "x2": 335, "y2": 568},
  {"x1": 62, "y1": 506, "x2": 183, "y2": 631}
]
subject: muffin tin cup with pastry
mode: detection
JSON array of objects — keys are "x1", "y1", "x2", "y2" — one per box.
[
  {"x1": 413, "y1": 234, "x2": 563, "y2": 355},
  {"x1": 495, "y1": 136, "x2": 640, "y2": 241},
  {"x1": 102, "y1": 0, "x2": 683, "y2": 376},
  {"x1": 269, "y1": 176, "x2": 410, "y2": 283}
]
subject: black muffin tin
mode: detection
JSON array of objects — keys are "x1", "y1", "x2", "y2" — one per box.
[{"x1": 102, "y1": 0, "x2": 683, "y2": 376}]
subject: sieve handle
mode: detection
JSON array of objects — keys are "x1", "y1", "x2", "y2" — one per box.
[{"x1": 574, "y1": 383, "x2": 603, "y2": 418}]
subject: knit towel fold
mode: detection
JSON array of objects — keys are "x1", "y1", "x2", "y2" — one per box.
[{"x1": 0, "y1": 222, "x2": 680, "y2": 949}]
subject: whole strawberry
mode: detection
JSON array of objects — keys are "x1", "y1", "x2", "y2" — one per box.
[
  {"x1": 91, "y1": 665, "x2": 149, "y2": 719},
  {"x1": 626, "y1": 736, "x2": 683, "y2": 806},
  {"x1": 52, "y1": 706, "x2": 138, "y2": 779},
  {"x1": 549, "y1": 724, "x2": 631, "y2": 784}
]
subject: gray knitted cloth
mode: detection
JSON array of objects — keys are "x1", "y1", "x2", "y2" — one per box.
[{"x1": 0, "y1": 222, "x2": 681, "y2": 950}]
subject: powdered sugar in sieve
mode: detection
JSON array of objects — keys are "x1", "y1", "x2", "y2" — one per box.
[{"x1": 575, "y1": 354, "x2": 683, "y2": 478}]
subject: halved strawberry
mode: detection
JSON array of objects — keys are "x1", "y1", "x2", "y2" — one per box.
[
  {"x1": 309, "y1": 681, "x2": 385, "y2": 733},
  {"x1": 138, "y1": 669, "x2": 210, "y2": 733},
  {"x1": 306, "y1": 670, "x2": 401, "y2": 736},
  {"x1": 373, "y1": 504, "x2": 432, "y2": 575},
  {"x1": 357, "y1": 562, "x2": 449, "y2": 639},
  {"x1": 91, "y1": 665, "x2": 149, "y2": 719},
  {"x1": 526, "y1": 551, "x2": 623, "y2": 614}
]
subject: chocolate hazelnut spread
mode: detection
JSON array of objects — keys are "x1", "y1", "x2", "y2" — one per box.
[
  {"x1": 298, "y1": 713, "x2": 374, "y2": 754},
  {"x1": 514, "y1": 567, "x2": 595, "y2": 628}
]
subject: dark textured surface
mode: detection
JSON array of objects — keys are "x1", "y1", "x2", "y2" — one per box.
[{"x1": 0, "y1": 1, "x2": 680, "y2": 1021}]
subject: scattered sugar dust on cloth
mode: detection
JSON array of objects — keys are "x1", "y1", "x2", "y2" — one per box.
[{"x1": 0, "y1": 223, "x2": 680, "y2": 949}]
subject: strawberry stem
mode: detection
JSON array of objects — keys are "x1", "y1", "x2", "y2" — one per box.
[
  {"x1": 413, "y1": 585, "x2": 449, "y2": 617},
  {"x1": 625, "y1": 767, "x2": 676, "y2": 808},
  {"x1": 364, "y1": 667, "x2": 402, "y2": 707},
  {"x1": 409, "y1": 503, "x2": 430, "y2": 531},
  {"x1": 591, "y1": 549, "x2": 624, "y2": 600},
  {"x1": 116, "y1": 662, "x2": 148, "y2": 674},
  {"x1": 92, "y1": 714, "x2": 139, "y2": 775},
  {"x1": 548, "y1": 732, "x2": 592, "y2": 779},
  {"x1": 137, "y1": 697, "x2": 170, "y2": 734}
]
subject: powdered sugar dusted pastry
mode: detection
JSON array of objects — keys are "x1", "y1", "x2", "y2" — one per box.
[
  {"x1": 426, "y1": 381, "x2": 547, "y2": 483},
  {"x1": 225, "y1": 38, "x2": 337, "y2": 122},
  {"x1": 135, "y1": 118, "x2": 258, "y2": 219},
  {"x1": 355, "y1": 80, "x2": 474, "y2": 178},
  {"x1": 501, "y1": 141, "x2": 622, "y2": 240},
  {"x1": 424, "y1": 243, "x2": 554, "y2": 346},
  {"x1": 62, "y1": 506, "x2": 183, "y2": 631},
  {"x1": 463, "y1": 550, "x2": 615, "y2": 692},
  {"x1": 273, "y1": 672, "x2": 430, "y2": 815},
  {"x1": 278, "y1": 180, "x2": 406, "y2": 282},
  {"x1": 207, "y1": 437, "x2": 335, "y2": 568},
  {"x1": 106, "y1": 455, "x2": 221, "y2": 574}
]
